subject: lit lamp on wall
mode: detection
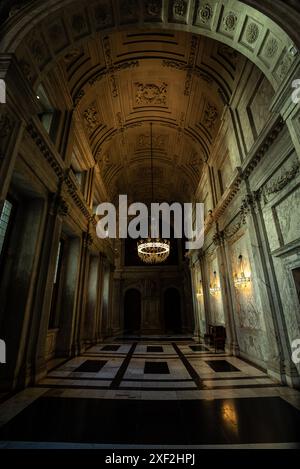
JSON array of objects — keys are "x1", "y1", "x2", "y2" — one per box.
[
  {"x1": 196, "y1": 280, "x2": 204, "y2": 300},
  {"x1": 210, "y1": 271, "x2": 221, "y2": 296},
  {"x1": 234, "y1": 254, "x2": 251, "y2": 288}
]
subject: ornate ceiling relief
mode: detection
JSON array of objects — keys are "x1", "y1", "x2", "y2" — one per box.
[
  {"x1": 223, "y1": 11, "x2": 238, "y2": 32},
  {"x1": 135, "y1": 82, "x2": 168, "y2": 106},
  {"x1": 83, "y1": 103, "x2": 100, "y2": 134},
  {"x1": 144, "y1": 0, "x2": 163, "y2": 19},
  {"x1": 172, "y1": 0, "x2": 188, "y2": 18},
  {"x1": 102, "y1": 35, "x2": 119, "y2": 98},
  {"x1": 196, "y1": 2, "x2": 214, "y2": 26},
  {"x1": 184, "y1": 35, "x2": 199, "y2": 96},
  {"x1": 136, "y1": 134, "x2": 167, "y2": 149},
  {"x1": 202, "y1": 102, "x2": 219, "y2": 131},
  {"x1": 245, "y1": 22, "x2": 260, "y2": 45}
]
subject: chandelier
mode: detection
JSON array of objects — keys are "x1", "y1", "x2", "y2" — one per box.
[{"x1": 137, "y1": 123, "x2": 170, "y2": 264}]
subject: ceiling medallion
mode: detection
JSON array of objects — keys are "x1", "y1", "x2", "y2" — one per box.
[
  {"x1": 198, "y1": 3, "x2": 213, "y2": 24},
  {"x1": 246, "y1": 22, "x2": 259, "y2": 44},
  {"x1": 223, "y1": 11, "x2": 238, "y2": 32},
  {"x1": 137, "y1": 123, "x2": 170, "y2": 265},
  {"x1": 173, "y1": 0, "x2": 187, "y2": 17}
]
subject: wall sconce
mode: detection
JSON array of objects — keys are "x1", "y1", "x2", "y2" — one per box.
[
  {"x1": 196, "y1": 280, "x2": 204, "y2": 300},
  {"x1": 210, "y1": 271, "x2": 221, "y2": 295},
  {"x1": 234, "y1": 255, "x2": 251, "y2": 288}
]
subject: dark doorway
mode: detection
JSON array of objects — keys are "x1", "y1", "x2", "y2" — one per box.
[
  {"x1": 163, "y1": 288, "x2": 182, "y2": 334},
  {"x1": 124, "y1": 289, "x2": 141, "y2": 334}
]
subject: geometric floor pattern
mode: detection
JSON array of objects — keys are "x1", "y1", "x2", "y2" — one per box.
[{"x1": 0, "y1": 340, "x2": 300, "y2": 448}]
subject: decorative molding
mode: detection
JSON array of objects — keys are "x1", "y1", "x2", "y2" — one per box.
[
  {"x1": 172, "y1": 0, "x2": 188, "y2": 18},
  {"x1": 83, "y1": 103, "x2": 99, "y2": 134},
  {"x1": 50, "y1": 194, "x2": 69, "y2": 217},
  {"x1": 202, "y1": 102, "x2": 218, "y2": 131},
  {"x1": 265, "y1": 38, "x2": 279, "y2": 58},
  {"x1": 262, "y1": 160, "x2": 300, "y2": 203},
  {"x1": 213, "y1": 230, "x2": 225, "y2": 246},
  {"x1": 223, "y1": 11, "x2": 238, "y2": 32},
  {"x1": 26, "y1": 122, "x2": 64, "y2": 181},
  {"x1": 27, "y1": 121, "x2": 93, "y2": 223},
  {"x1": 198, "y1": 3, "x2": 213, "y2": 24},
  {"x1": 83, "y1": 231, "x2": 94, "y2": 248},
  {"x1": 144, "y1": 0, "x2": 162, "y2": 18},
  {"x1": 135, "y1": 82, "x2": 167, "y2": 105},
  {"x1": 242, "y1": 117, "x2": 285, "y2": 180},
  {"x1": 137, "y1": 133, "x2": 167, "y2": 148},
  {"x1": 224, "y1": 192, "x2": 261, "y2": 239},
  {"x1": 246, "y1": 22, "x2": 260, "y2": 44},
  {"x1": 11, "y1": 0, "x2": 297, "y2": 90}
]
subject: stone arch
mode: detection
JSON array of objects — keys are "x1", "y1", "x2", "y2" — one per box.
[{"x1": 0, "y1": 0, "x2": 299, "y2": 93}]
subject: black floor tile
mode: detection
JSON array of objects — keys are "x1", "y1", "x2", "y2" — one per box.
[
  {"x1": 74, "y1": 360, "x2": 107, "y2": 373},
  {"x1": 205, "y1": 360, "x2": 240, "y2": 372},
  {"x1": 101, "y1": 345, "x2": 120, "y2": 352},
  {"x1": 147, "y1": 346, "x2": 163, "y2": 353},
  {"x1": 1, "y1": 397, "x2": 299, "y2": 445},
  {"x1": 190, "y1": 345, "x2": 209, "y2": 352},
  {"x1": 144, "y1": 361, "x2": 169, "y2": 374}
]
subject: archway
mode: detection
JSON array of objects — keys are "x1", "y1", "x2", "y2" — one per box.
[
  {"x1": 0, "y1": 0, "x2": 298, "y2": 95},
  {"x1": 163, "y1": 288, "x2": 182, "y2": 334},
  {"x1": 123, "y1": 288, "x2": 141, "y2": 334}
]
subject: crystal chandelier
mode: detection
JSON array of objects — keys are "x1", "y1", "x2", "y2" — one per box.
[{"x1": 137, "y1": 123, "x2": 170, "y2": 264}]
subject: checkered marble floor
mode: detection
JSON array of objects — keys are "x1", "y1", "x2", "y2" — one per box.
[{"x1": 0, "y1": 340, "x2": 300, "y2": 448}]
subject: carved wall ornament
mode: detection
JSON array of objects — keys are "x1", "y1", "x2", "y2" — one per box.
[
  {"x1": 145, "y1": 0, "x2": 162, "y2": 17},
  {"x1": 262, "y1": 161, "x2": 300, "y2": 203},
  {"x1": 137, "y1": 134, "x2": 167, "y2": 148},
  {"x1": 276, "y1": 54, "x2": 294, "y2": 81},
  {"x1": 83, "y1": 104, "x2": 99, "y2": 133},
  {"x1": 173, "y1": 0, "x2": 187, "y2": 17},
  {"x1": 53, "y1": 196, "x2": 69, "y2": 217},
  {"x1": 246, "y1": 22, "x2": 260, "y2": 44},
  {"x1": 135, "y1": 82, "x2": 167, "y2": 105},
  {"x1": 265, "y1": 38, "x2": 279, "y2": 58},
  {"x1": 223, "y1": 11, "x2": 238, "y2": 32},
  {"x1": 198, "y1": 3, "x2": 213, "y2": 24},
  {"x1": 213, "y1": 231, "x2": 225, "y2": 246},
  {"x1": 203, "y1": 102, "x2": 218, "y2": 130}
]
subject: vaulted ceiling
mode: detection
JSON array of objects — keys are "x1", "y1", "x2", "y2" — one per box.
[{"x1": 60, "y1": 30, "x2": 244, "y2": 203}]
